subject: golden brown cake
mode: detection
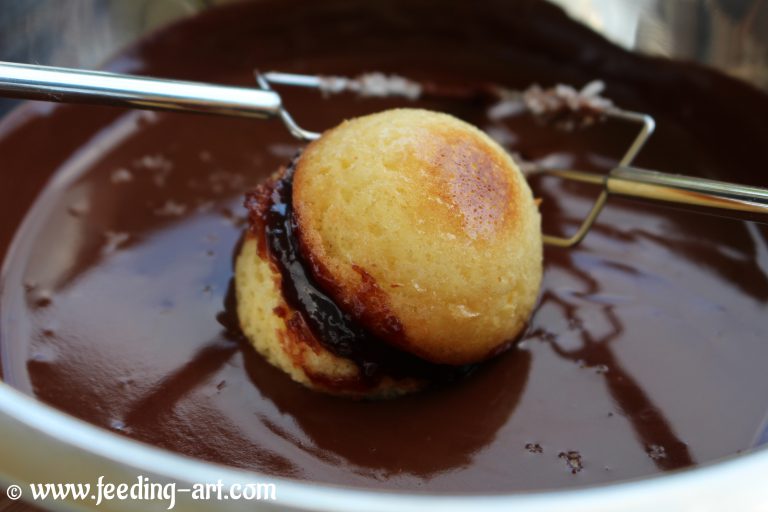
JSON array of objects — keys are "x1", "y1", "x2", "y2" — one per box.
[
  {"x1": 236, "y1": 236, "x2": 426, "y2": 398},
  {"x1": 236, "y1": 108, "x2": 542, "y2": 397}
]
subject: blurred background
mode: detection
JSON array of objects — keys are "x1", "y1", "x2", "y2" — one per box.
[{"x1": 0, "y1": 0, "x2": 766, "y2": 118}]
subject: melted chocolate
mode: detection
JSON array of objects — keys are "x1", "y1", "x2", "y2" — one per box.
[
  {"x1": 247, "y1": 157, "x2": 472, "y2": 383},
  {"x1": 1, "y1": 0, "x2": 768, "y2": 494}
]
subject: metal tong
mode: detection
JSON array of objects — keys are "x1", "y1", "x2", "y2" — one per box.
[{"x1": 1, "y1": 60, "x2": 766, "y2": 248}]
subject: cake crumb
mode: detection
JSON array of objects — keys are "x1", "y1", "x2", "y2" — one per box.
[
  {"x1": 318, "y1": 72, "x2": 422, "y2": 100},
  {"x1": 111, "y1": 168, "x2": 134, "y2": 184},
  {"x1": 102, "y1": 231, "x2": 130, "y2": 254},
  {"x1": 646, "y1": 444, "x2": 667, "y2": 460},
  {"x1": 489, "y1": 80, "x2": 613, "y2": 129},
  {"x1": 154, "y1": 200, "x2": 187, "y2": 217},
  {"x1": 525, "y1": 443, "x2": 543, "y2": 454},
  {"x1": 559, "y1": 451, "x2": 584, "y2": 474}
]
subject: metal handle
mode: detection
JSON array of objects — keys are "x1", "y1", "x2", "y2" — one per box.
[
  {"x1": 544, "y1": 166, "x2": 768, "y2": 227},
  {"x1": 535, "y1": 107, "x2": 768, "y2": 247},
  {"x1": 607, "y1": 166, "x2": 768, "y2": 223},
  {"x1": 0, "y1": 60, "x2": 282, "y2": 119}
]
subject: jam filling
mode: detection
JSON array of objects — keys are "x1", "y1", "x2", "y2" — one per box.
[{"x1": 246, "y1": 157, "x2": 474, "y2": 384}]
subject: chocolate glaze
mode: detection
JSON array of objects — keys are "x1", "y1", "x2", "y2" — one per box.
[
  {"x1": 1, "y1": 0, "x2": 768, "y2": 493},
  {"x1": 246, "y1": 157, "x2": 473, "y2": 384}
]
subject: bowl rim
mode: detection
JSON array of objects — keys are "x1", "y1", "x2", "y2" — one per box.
[{"x1": 0, "y1": 379, "x2": 767, "y2": 511}]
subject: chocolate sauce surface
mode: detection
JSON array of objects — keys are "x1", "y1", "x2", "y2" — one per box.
[{"x1": 1, "y1": 0, "x2": 768, "y2": 493}]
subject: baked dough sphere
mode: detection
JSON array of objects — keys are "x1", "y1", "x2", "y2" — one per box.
[
  {"x1": 236, "y1": 234, "x2": 426, "y2": 398},
  {"x1": 293, "y1": 108, "x2": 542, "y2": 365}
]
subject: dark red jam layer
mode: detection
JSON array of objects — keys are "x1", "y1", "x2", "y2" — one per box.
[{"x1": 246, "y1": 157, "x2": 474, "y2": 384}]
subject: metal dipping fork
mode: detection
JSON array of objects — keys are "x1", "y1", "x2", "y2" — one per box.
[{"x1": 1, "y1": 60, "x2": 766, "y2": 248}]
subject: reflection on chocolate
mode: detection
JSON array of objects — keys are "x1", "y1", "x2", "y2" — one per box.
[
  {"x1": 241, "y1": 324, "x2": 531, "y2": 476},
  {"x1": 530, "y1": 267, "x2": 695, "y2": 471},
  {"x1": 1, "y1": 0, "x2": 768, "y2": 494},
  {"x1": 122, "y1": 280, "x2": 243, "y2": 429}
]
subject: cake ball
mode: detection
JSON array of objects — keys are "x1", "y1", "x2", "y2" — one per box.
[{"x1": 236, "y1": 108, "x2": 542, "y2": 397}]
